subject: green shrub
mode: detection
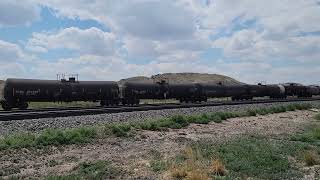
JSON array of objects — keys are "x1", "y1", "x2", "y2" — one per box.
[
  {"x1": 78, "y1": 160, "x2": 120, "y2": 179},
  {"x1": 170, "y1": 115, "x2": 189, "y2": 128},
  {"x1": 255, "y1": 108, "x2": 270, "y2": 115},
  {"x1": 286, "y1": 104, "x2": 297, "y2": 111},
  {"x1": 291, "y1": 127, "x2": 320, "y2": 143},
  {"x1": 186, "y1": 115, "x2": 204, "y2": 124},
  {"x1": 36, "y1": 127, "x2": 97, "y2": 146},
  {"x1": 215, "y1": 112, "x2": 229, "y2": 120},
  {"x1": 47, "y1": 160, "x2": 121, "y2": 180},
  {"x1": 0, "y1": 133, "x2": 36, "y2": 150},
  {"x1": 294, "y1": 103, "x2": 312, "y2": 110},
  {"x1": 150, "y1": 160, "x2": 169, "y2": 172},
  {"x1": 269, "y1": 106, "x2": 287, "y2": 113},
  {"x1": 247, "y1": 109, "x2": 257, "y2": 116},
  {"x1": 109, "y1": 124, "x2": 132, "y2": 137},
  {"x1": 209, "y1": 113, "x2": 223, "y2": 123},
  {"x1": 149, "y1": 149, "x2": 170, "y2": 172},
  {"x1": 0, "y1": 127, "x2": 97, "y2": 150}
]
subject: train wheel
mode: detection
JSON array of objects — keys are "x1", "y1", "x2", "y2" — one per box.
[
  {"x1": 18, "y1": 102, "x2": 28, "y2": 110},
  {"x1": 2, "y1": 102, "x2": 12, "y2": 111},
  {"x1": 100, "y1": 101, "x2": 105, "y2": 106}
]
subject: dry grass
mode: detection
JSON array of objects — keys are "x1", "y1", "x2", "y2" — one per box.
[
  {"x1": 170, "y1": 166, "x2": 188, "y2": 179},
  {"x1": 171, "y1": 166, "x2": 210, "y2": 180},
  {"x1": 303, "y1": 150, "x2": 319, "y2": 166},
  {"x1": 210, "y1": 159, "x2": 227, "y2": 176},
  {"x1": 169, "y1": 147, "x2": 226, "y2": 180},
  {"x1": 186, "y1": 169, "x2": 210, "y2": 180}
]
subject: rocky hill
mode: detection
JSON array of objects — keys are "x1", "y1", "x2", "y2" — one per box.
[{"x1": 118, "y1": 73, "x2": 243, "y2": 85}]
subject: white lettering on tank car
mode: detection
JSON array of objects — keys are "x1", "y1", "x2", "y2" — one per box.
[
  {"x1": 26, "y1": 89, "x2": 40, "y2": 96},
  {"x1": 15, "y1": 89, "x2": 41, "y2": 96},
  {"x1": 133, "y1": 90, "x2": 146, "y2": 94}
]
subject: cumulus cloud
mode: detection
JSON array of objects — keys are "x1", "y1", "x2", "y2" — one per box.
[
  {"x1": 0, "y1": 40, "x2": 32, "y2": 79},
  {"x1": 27, "y1": 27, "x2": 118, "y2": 56},
  {"x1": 110, "y1": 0, "x2": 196, "y2": 41},
  {"x1": 34, "y1": 0, "x2": 320, "y2": 59},
  {"x1": 3, "y1": 0, "x2": 319, "y2": 84},
  {"x1": 36, "y1": 0, "x2": 197, "y2": 40},
  {"x1": 33, "y1": 0, "x2": 211, "y2": 60},
  {"x1": 0, "y1": 62, "x2": 27, "y2": 79},
  {"x1": 0, "y1": 0, "x2": 40, "y2": 27},
  {"x1": 198, "y1": 0, "x2": 320, "y2": 34},
  {"x1": 0, "y1": 40, "x2": 26, "y2": 62},
  {"x1": 213, "y1": 29, "x2": 320, "y2": 62}
]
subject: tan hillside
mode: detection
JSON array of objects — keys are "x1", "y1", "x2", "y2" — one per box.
[
  {"x1": 118, "y1": 76, "x2": 153, "y2": 86},
  {"x1": 119, "y1": 73, "x2": 243, "y2": 85}
]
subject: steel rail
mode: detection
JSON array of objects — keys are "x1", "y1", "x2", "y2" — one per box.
[
  {"x1": 0, "y1": 98, "x2": 319, "y2": 121},
  {"x1": 0, "y1": 103, "x2": 175, "y2": 114}
]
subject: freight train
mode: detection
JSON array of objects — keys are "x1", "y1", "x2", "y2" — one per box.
[{"x1": 0, "y1": 78, "x2": 319, "y2": 111}]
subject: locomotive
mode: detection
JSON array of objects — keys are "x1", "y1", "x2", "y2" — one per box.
[{"x1": 0, "y1": 77, "x2": 319, "y2": 111}]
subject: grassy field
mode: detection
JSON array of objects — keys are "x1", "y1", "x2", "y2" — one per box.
[
  {"x1": 148, "y1": 113, "x2": 320, "y2": 179},
  {"x1": 164, "y1": 130, "x2": 320, "y2": 179},
  {"x1": 0, "y1": 103, "x2": 313, "y2": 150},
  {"x1": 0, "y1": 103, "x2": 319, "y2": 179}
]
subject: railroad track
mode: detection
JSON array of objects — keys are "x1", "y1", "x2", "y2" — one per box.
[
  {"x1": 0, "y1": 103, "x2": 171, "y2": 114},
  {"x1": 0, "y1": 98, "x2": 319, "y2": 121}
]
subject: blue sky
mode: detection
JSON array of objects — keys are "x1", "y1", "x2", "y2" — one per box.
[{"x1": 0, "y1": 0, "x2": 319, "y2": 84}]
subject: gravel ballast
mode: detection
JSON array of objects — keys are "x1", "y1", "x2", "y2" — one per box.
[{"x1": 0, "y1": 101, "x2": 319, "y2": 136}]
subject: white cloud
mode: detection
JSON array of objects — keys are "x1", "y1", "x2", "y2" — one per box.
[
  {"x1": 0, "y1": 40, "x2": 31, "y2": 79},
  {"x1": 213, "y1": 29, "x2": 320, "y2": 62},
  {"x1": 110, "y1": 0, "x2": 196, "y2": 41},
  {"x1": 0, "y1": 40, "x2": 25, "y2": 62},
  {"x1": 33, "y1": 0, "x2": 114, "y2": 23},
  {"x1": 123, "y1": 36, "x2": 210, "y2": 61},
  {"x1": 36, "y1": 0, "x2": 197, "y2": 40},
  {"x1": 4, "y1": 0, "x2": 319, "y2": 84},
  {"x1": 34, "y1": 0, "x2": 320, "y2": 60},
  {"x1": 0, "y1": 0, "x2": 40, "y2": 27},
  {"x1": 27, "y1": 27, "x2": 118, "y2": 56},
  {"x1": 0, "y1": 62, "x2": 27, "y2": 79},
  {"x1": 34, "y1": 0, "x2": 211, "y2": 61}
]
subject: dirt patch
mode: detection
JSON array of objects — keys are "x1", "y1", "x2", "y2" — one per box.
[{"x1": 0, "y1": 110, "x2": 317, "y2": 179}]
